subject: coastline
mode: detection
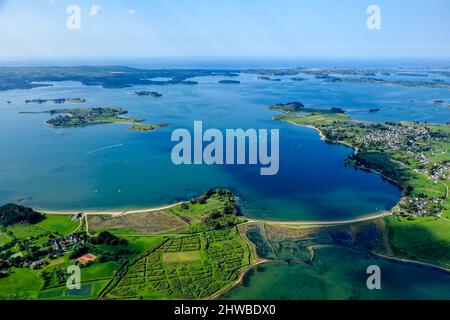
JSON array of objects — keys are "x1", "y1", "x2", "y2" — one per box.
[
  {"x1": 243, "y1": 209, "x2": 394, "y2": 227},
  {"x1": 208, "y1": 259, "x2": 270, "y2": 300},
  {"x1": 39, "y1": 202, "x2": 395, "y2": 226},
  {"x1": 296, "y1": 121, "x2": 405, "y2": 188},
  {"x1": 372, "y1": 252, "x2": 450, "y2": 273},
  {"x1": 41, "y1": 201, "x2": 187, "y2": 216}
]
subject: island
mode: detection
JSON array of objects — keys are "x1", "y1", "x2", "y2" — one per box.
[
  {"x1": 269, "y1": 101, "x2": 305, "y2": 112},
  {"x1": 25, "y1": 98, "x2": 86, "y2": 104},
  {"x1": 257, "y1": 76, "x2": 281, "y2": 82},
  {"x1": 330, "y1": 77, "x2": 450, "y2": 89},
  {"x1": 245, "y1": 68, "x2": 301, "y2": 76},
  {"x1": 20, "y1": 107, "x2": 169, "y2": 132},
  {"x1": 0, "y1": 189, "x2": 252, "y2": 300},
  {"x1": 0, "y1": 66, "x2": 240, "y2": 91},
  {"x1": 270, "y1": 104, "x2": 450, "y2": 268},
  {"x1": 134, "y1": 91, "x2": 162, "y2": 97},
  {"x1": 330, "y1": 107, "x2": 345, "y2": 113},
  {"x1": 2, "y1": 66, "x2": 448, "y2": 92},
  {"x1": 218, "y1": 80, "x2": 240, "y2": 84},
  {"x1": 433, "y1": 99, "x2": 446, "y2": 105},
  {"x1": 128, "y1": 123, "x2": 169, "y2": 132},
  {"x1": 397, "y1": 73, "x2": 428, "y2": 77},
  {"x1": 1, "y1": 181, "x2": 449, "y2": 300}
]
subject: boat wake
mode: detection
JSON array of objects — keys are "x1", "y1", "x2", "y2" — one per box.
[{"x1": 87, "y1": 144, "x2": 124, "y2": 154}]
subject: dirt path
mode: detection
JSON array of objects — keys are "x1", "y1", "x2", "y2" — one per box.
[
  {"x1": 208, "y1": 259, "x2": 269, "y2": 300},
  {"x1": 244, "y1": 211, "x2": 392, "y2": 227},
  {"x1": 41, "y1": 201, "x2": 187, "y2": 217}
]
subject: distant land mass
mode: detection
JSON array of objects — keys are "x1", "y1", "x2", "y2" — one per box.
[
  {"x1": 218, "y1": 80, "x2": 241, "y2": 84},
  {"x1": 269, "y1": 102, "x2": 305, "y2": 112},
  {"x1": 134, "y1": 91, "x2": 163, "y2": 97},
  {"x1": 25, "y1": 98, "x2": 86, "y2": 104},
  {"x1": 20, "y1": 107, "x2": 169, "y2": 132}
]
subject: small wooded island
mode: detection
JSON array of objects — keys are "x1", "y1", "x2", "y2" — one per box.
[
  {"x1": 134, "y1": 91, "x2": 163, "y2": 97},
  {"x1": 269, "y1": 101, "x2": 305, "y2": 112},
  {"x1": 128, "y1": 123, "x2": 169, "y2": 132},
  {"x1": 20, "y1": 107, "x2": 168, "y2": 132},
  {"x1": 218, "y1": 80, "x2": 240, "y2": 84},
  {"x1": 270, "y1": 102, "x2": 450, "y2": 268}
]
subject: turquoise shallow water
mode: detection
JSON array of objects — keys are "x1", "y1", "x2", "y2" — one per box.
[
  {"x1": 221, "y1": 246, "x2": 450, "y2": 300},
  {"x1": 0, "y1": 70, "x2": 449, "y2": 220}
]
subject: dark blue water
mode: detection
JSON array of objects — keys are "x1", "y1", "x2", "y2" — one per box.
[
  {"x1": 222, "y1": 246, "x2": 450, "y2": 300},
  {"x1": 1, "y1": 64, "x2": 448, "y2": 220}
]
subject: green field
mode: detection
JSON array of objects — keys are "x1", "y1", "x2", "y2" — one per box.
[
  {"x1": 7, "y1": 214, "x2": 78, "y2": 238},
  {"x1": 0, "y1": 231, "x2": 12, "y2": 245},
  {"x1": 163, "y1": 250, "x2": 202, "y2": 263},
  {"x1": 129, "y1": 123, "x2": 169, "y2": 132},
  {"x1": 272, "y1": 105, "x2": 450, "y2": 270},
  {"x1": 103, "y1": 228, "x2": 251, "y2": 300},
  {"x1": 39, "y1": 280, "x2": 110, "y2": 300},
  {"x1": 80, "y1": 261, "x2": 122, "y2": 281},
  {"x1": 0, "y1": 189, "x2": 250, "y2": 300},
  {"x1": 385, "y1": 215, "x2": 450, "y2": 268},
  {"x1": 37, "y1": 215, "x2": 80, "y2": 235},
  {"x1": 125, "y1": 236, "x2": 167, "y2": 253}
]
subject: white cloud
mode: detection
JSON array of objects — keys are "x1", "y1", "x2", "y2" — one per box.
[
  {"x1": 128, "y1": 9, "x2": 137, "y2": 15},
  {"x1": 89, "y1": 5, "x2": 102, "y2": 16}
]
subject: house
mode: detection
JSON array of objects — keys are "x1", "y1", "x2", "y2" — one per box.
[{"x1": 77, "y1": 253, "x2": 97, "y2": 265}]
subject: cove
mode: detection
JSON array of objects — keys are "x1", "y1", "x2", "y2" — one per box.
[{"x1": 0, "y1": 73, "x2": 406, "y2": 221}]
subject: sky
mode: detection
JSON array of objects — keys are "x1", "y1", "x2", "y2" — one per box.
[{"x1": 0, "y1": 0, "x2": 449, "y2": 60}]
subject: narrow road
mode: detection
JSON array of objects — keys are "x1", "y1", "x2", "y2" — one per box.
[{"x1": 42, "y1": 201, "x2": 187, "y2": 217}]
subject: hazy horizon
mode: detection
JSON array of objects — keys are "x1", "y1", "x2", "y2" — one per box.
[
  {"x1": 1, "y1": 56, "x2": 449, "y2": 69},
  {"x1": 0, "y1": 0, "x2": 449, "y2": 60}
]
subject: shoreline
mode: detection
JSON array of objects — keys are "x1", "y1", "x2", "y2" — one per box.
[
  {"x1": 35, "y1": 117, "x2": 403, "y2": 225},
  {"x1": 209, "y1": 259, "x2": 270, "y2": 300},
  {"x1": 295, "y1": 121, "x2": 406, "y2": 188},
  {"x1": 41, "y1": 201, "x2": 187, "y2": 216},
  {"x1": 372, "y1": 252, "x2": 450, "y2": 273},
  {"x1": 244, "y1": 209, "x2": 393, "y2": 227},
  {"x1": 39, "y1": 203, "x2": 394, "y2": 226}
]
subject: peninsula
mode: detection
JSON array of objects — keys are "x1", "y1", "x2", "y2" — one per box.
[{"x1": 270, "y1": 102, "x2": 450, "y2": 267}]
